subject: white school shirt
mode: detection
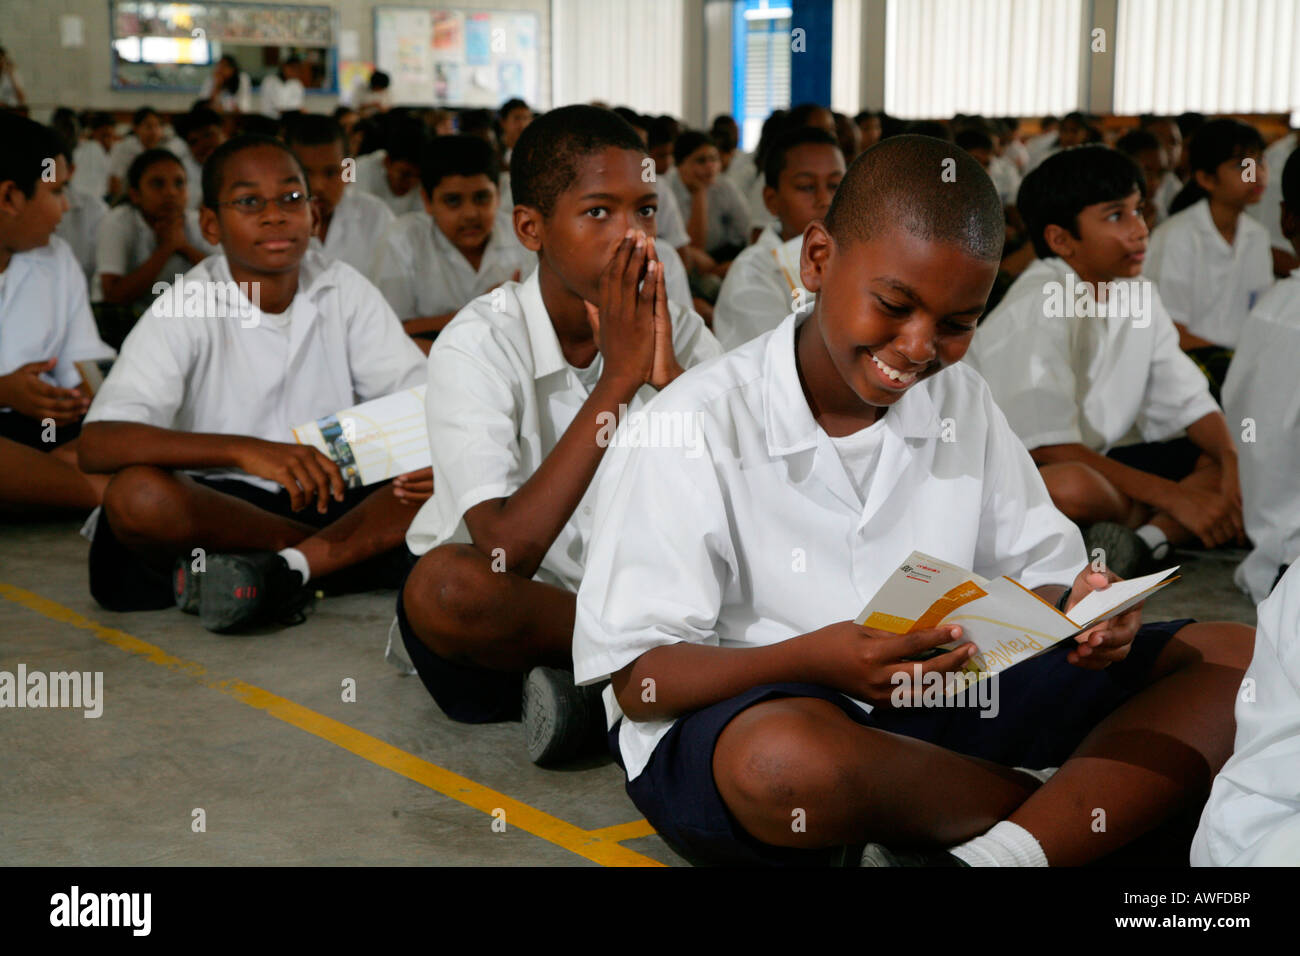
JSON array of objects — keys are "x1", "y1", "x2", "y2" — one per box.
[
  {"x1": 54, "y1": 184, "x2": 109, "y2": 282},
  {"x1": 653, "y1": 180, "x2": 689, "y2": 250},
  {"x1": 369, "y1": 212, "x2": 537, "y2": 321},
  {"x1": 404, "y1": 266, "x2": 725, "y2": 591},
  {"x1": 966, "y1": 257, "x2": 1220, "y2": 454},
  {"x1": 260, "y1": 74, "x2": 305, "y2": 118},
  {"x1": 1191, "y1": 562, "x2": 1300, "y2": 866},
  {"x1": 354, "y1": 151, "x2": 425, "y2": 218},
  {"x1": 1246, "y1": 132, "x2": 1297, "y2": 254},
  {"x1": 105, "y1": 134, "x2": 192, "y2": 192},
  {"x1": 713, "y1": 224, "x2": 800, "y2": 350},
  {"x1": 92, "y1": 205, "x2": 218, "y2": 308},
  {"x1": 199, "y1": 72, "x2": 254, "y2": 114},
  {"x1": 655, "y1": 240, "x2": 693, "y2": 312},
  {"x1": 573, "y1": 311, "x2": 1087, "y2": 781},
  {"x1": 1145, "y1": 199, "x2": 1273, "y2": 348},
  {"x1": 1152, "y1": 171, "x2": 1182, "y2": 225},
  {"x1": 309, "y1": 189, "x2": 395, "y2": 274},
  {"x1": 1222, "y1": 270, "x2": 1300, "y2": 604},
  {"x1": 989, "y1": 154, "x2": 1021, "y2": 207},
  {"x1": 84, "y1": 250, "x2": 426, "y2": 492},
  {"x1": 72, "y1": 139, "x2": 111, "y2": 201},
  {"x1": 664, "y1": 167, "x2": 752, "y2": 255},
  {"x1": 0, "y1": 236, "x2": 115, "y2": 392}
]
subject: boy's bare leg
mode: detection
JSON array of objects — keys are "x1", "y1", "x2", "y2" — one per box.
[
  {"x1": 402, "y1": 543, "x2": 575, "y2": 670},
  {"x1": 711, "y1": 621, "x2": 1251, "y2": 862},
  {"x1": 1008, "y1": 620, "x2": 1251, "y2": 865},
  {"x1": 292, "y1": 485, "x2": 413, "y2": 579},
  {"x1": 1147, "y1": 456, "x2": 1225, "y2": 547},
  {"x1": 0, "y1": 436, "x2": 108, "y2": 513}
]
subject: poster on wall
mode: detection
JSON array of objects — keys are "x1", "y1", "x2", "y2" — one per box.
[{"x1": 374, "y1": 6, "x2": 540, "y2": 108}]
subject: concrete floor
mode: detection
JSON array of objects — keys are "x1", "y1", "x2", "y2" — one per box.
[{"x1": 0, "y1": 519, "x2": 1258, "y2": 867}]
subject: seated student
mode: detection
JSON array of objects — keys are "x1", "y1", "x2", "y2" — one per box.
[
  {"x1": 1145, "y1": 118, "x2": 1273, "y2": 398},
  {"x1": 173, "y1": 106, "x2": 227, "y2": 211},
  {"x1": 1246, "y1": 125, "x2": 1300, "y2": 277},
  {"x1": 713, "y1": 127, "x2": 844, "y2": 349},
  {"x1": 1222, "y1": 148, "x2": 1300, "y2": 604},
  {"x1": 94, "y1": 148, "x2": 218, "y2": 316},
  {"x1": 106, "y1": 107, "x2": 166, "y2": 201},
  {"x1": 353, "y1": 115, "x2": 427, "y2": 218},
  {"x1": 572, "y1": 135, "x2": 1255, "y2": 868},
  {"x1": 1116, "y1": 128, "x2": 1168, "y2": 231},
  {"x1": 0, "y1": 115, "x2": 114, "y2": 515},
  {"x1": 1140, "y1": 115, "x2": 1185, "y2": 220},
  {"x1": 1193, "y1": 562, "x2": 1300, "y2": 865},
  {"x1": 77, "y1": 135, "x2": 429, "y2": 632},
  {"x1": 396, "y1": 106, "x2": 723, "y2": 764},
  {"x1": 52, "y1": 126, "x2": 109, "y2": 284},
  {"x1": 497, "y1": 97, "x2": 533, "y2": 168},
  {"x1": 967, "y1": 146, "x2": 1241, "y2": 580},
  {"x1": 284, "y1": 114, "x2": 394, "y2": 274},
  {"x1": 199, "y1": 54, "x2": 253, "y2": 115},
  {"x1": 369, "y1": 134, "x2": 536, "y2": 346},
  {"x1": 665, "y1": 131, "x2": 752, "y2": 288},
  {"x1": 955, "y1": 127, "x2": 1019, "y2": 211},
  {"x1": 259, "y1": 57, "x2": 306, "y2": 119},
  {"x1": 72, "y1": 111, "x2": 116, "y2": 202}
]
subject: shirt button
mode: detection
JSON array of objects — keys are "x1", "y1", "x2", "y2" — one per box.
[{"x1": 583, "y1": 506, "x2": 592, "y2": 516}]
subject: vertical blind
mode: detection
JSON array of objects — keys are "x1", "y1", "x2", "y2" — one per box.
[
  {"x1": 551, "y1": 0, "x2": 685, "y2": 116},
  {"x1": 884, "y1": 0, "x2": 1084, "y2": 119},
  {"x1": 1114, "y1": 0, "x2": 1300, "y2": 114}
]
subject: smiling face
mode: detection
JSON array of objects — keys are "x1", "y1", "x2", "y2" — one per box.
[
  {"x1": 516, "y1": 146, "x2": 657, "y2": 305},
  {"x1": 677, "y1": 144, "x2": 721, "y2": 190},
  {"x1": 129, "y1": 157, "x2": 188, "y2": 221},
  {"x1": 797, "y1": 222, "x2": 997, "y2": 426},
  {"x1": 424, "y1": 173, "x2": 498, "y2": 256},
  {"x1": 200, "y1": 143, "x2": 314, "y2": 277},
  {"x1": 1046, "y1": 187, "x2": 1149, "y2": 282}
]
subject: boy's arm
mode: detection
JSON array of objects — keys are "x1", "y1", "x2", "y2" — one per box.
[
  {"x1": 401, "y1": 313, "x2": 459, "y2": 337},
  {"x1": 97, "y1": 244, "x2": 175, "y2": 306},
  {"x1": 685, "y1": 182, "x2": 709, "y2": 250}
]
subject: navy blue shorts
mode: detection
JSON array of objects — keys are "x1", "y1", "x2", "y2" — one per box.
[
  {"x1": 395, "y1": 560, "x2": 523, "y2": 724},
  {"x1": 0, "y1": 410, "x2": 80, "y2": 449},
  {"x1": 1106, "y1": 437, "x2": 1202, "y2": 484},
  {"x1": 89, "y1": 474, "x2": 380, "y2": 613},
  {"x1": 615, "y1": 618, "x2": 1194, "y2": 867}
]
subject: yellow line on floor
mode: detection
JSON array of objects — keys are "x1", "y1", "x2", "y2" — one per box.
[{"x1": 0, "y1": 582, "x2": 664, "y2": 868}]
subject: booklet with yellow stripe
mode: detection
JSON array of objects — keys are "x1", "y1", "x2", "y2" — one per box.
[
  {"x1": 292, "y1": 386, "x2": 430, "y2": 489},
  {"x1": 855, "y1": 551, "x2": 1178, "y2": 685}
]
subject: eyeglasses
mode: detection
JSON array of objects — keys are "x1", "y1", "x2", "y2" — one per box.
[{"x1": 218, "y1": 190, "x2": 308, "y2": 214}]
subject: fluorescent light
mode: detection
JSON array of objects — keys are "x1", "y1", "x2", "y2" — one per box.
[{"x1": 744, "y1": 7, "x2": 792, "y2": 20}]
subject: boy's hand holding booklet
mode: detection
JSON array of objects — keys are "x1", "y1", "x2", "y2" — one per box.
[
  {"x1": 856, "y1": 551, "x2": 1178, "y2": 686},
  {"x1": 292, "y1": 387, "x2": 430, "y2": 489}
]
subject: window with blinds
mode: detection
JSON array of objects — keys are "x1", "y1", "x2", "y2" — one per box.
[
  {"x1": 884, "y1": 0, "x2": 1084, "y2": 119},
  {"x1": 734, "y1": 1, "x2": 792, "y2": 149},
  {"x1": 1114, "y1": 0, "x2": 1300, "y2": 114}
]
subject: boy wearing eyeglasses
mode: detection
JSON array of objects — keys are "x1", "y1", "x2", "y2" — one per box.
[{"x1": 78, "y1": 135, "x2": 431, "y2": 633}]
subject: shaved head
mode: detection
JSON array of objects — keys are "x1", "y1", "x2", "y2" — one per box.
[{"x1": 824, "y1": 134, "x2": 1004, "y2": 262}]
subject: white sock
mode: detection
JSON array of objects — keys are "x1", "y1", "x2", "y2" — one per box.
[
  {"x1": 1015, "y1": 766, "x2": 1059, "y2": 785},
  {"x1": 1136, "y1": 524, "x2": 1170, "y2": 560},
  {"x1": 950, "y1": 820, "x2": 1048, "y2": 867},
  {"x1": 277, "y1": 547, "x2": 311, "y2": 584}
]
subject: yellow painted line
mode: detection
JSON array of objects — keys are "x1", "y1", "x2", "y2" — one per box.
[
  {"x1": 585, "y1": 818, "x2": 659, "y2": 843},
  {"x1": 0, "y1": 582, "x2": 664, "y2": 868}
]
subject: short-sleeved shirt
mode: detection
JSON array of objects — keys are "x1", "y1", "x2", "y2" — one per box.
[
  {"x1": 54, "y1": 184, "x2": 108, "y2": 282},
  {"x1": 85, "y1": 250, "x2": 426, "y2": 492},
  {"x1": 310, "y1": 189, "x2": 395, "y2": 275},
  {"x1": 354, "y1": 151, "x2": 425, "y2": 218},
  {"x1": 369, "y1": 212, "x2": 537, "y2": 321},
  {"x1": 1145, "y1": 198, "x2": 1274, "y2": 348},
  {"x1": 92, "y1": 205, "x2": 218, "y2": 309},
  {"x1": 72, "y1": 140, "x2": 111, "y2": 201},
  {"x1": 712, "y1": 224, "x2": 802, "y2": 349},
  {"x1": 1222, "y1": 269, "x2": 1300, "y2": 603},
  {"x1": 966, "y1": 256, "x2": 1220, "y2": 453},
  {"x1": 0, "y1": 236, "x2": 115, "y2": 393},
  {"x1": 572, "y1": 311, "x2": 1087, "y2": 780},
  {"x1": 260, "y1": 75, "x2": 304, "y2": 117},
  {"x1": 664, "y1": 167, "x2": 753, "y2": 255},
  {"x1": 653, "y1": 179, "x2": 690, "y2": 250},
  {"x1": 403, "y1": 266, "x2": 725, "y2": 592},
  {"x1": 1245, "y1": 132, "x2": 1297, "y2": 254}
]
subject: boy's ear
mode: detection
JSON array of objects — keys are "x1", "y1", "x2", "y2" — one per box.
[
  {"x1": 1282, "y1": 200, "x2": 1298, "y2": 243},
  {"x1": 762, "y1": 184, "x2": 780, "y2": 218},
  {"x1": 1193, "y1": 168, "x2": 1218, "y2": 193},
  {"x1": 513, "y1": 205, "x2": 543, "y2": 253},
  {"x1": 1042, "y1": 223, "x2": 1076, "y2": 260},
  {"x1": 799, "y1": 221, "x2": 831, "y2": 293},
  {"x1": 0, "y1": 180, "x2": 26, "y2": 217},
  {"x1": 198, "y1": 205, "x2": 221, "y2": 246}
]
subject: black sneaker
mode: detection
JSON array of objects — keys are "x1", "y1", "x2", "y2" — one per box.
[
  {"x1": 1083, "y1": 521, "x2": 1153, "y2": 580},
  {"x1": 858, "y1": 843, "x2": 969, "y2": 867},
  {"x1": 173, "y1": 556, "x2": 201, "y2": 614},
  {"x1": 198, "y1": 551, "x2": 312, "y2": 634},
  {"x1": 521, "y1": 667, "x2": 607, "y2": 766}
]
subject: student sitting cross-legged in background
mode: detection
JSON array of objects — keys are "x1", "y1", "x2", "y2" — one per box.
[
  {"x1": 0, "y1": 114, "x2": 114, "y2": 516},
  {"x1": 1145, "y1": 119, "x2": 1274, "y2": 400},
  {"x1": 77, "y1": 135, "x2": 429, "y2": 633},
  {"x1": 396, "y1": 106, "x2": 722, "y2": 764},
  {"x1": 713, "y1": 127, "x2": 844, "y2": 350},
  {"x1": 284, "y1": 113, "x2": 394, "y2": 274},
  {"x1": 967, "y1": 146, "x2": 1243, "y2": 580},
  {"x1": 369, "y1": 134, "x2": 535, "y2": 350},
  {"x1": 573, "y1": 136, "x2": 1253, "y2": 867},
  {"x1": 93, "y1": 147, "x2": 218, "y2": 324}
]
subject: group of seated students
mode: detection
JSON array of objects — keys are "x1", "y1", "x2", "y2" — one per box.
[{"x1": 2, "y1": 89, "x2": 1298, "y2": 866}]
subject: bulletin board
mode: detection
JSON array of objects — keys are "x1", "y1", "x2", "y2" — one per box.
[{"x1": 373, "y1": 7, "x2": 540, "y2": 108}]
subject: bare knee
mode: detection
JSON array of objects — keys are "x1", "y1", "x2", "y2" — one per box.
[
  {"x1": 713, "y1": 699, "x2": 852, "y2": 843},
  {"x1": 1041, "y1": 461, "x2": 1126, "y2": 524},
  {"x1": 102, "y1": 466, "x2": 194, "y2": 541},
  {"x1": 1168, "y1": 621, "x2": 1256, "y2": 672},
  {"x1": 402, "y1": 543, "x2": 507, "y2": 662}
]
